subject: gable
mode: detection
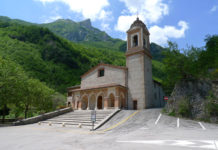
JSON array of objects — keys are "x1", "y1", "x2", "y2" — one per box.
[
  {"x1": 81, "y1": 64, "x2": 127, "y2": 88},
  {"x1": 81, "y1": 63, "x2": 127, "y2": 79}
]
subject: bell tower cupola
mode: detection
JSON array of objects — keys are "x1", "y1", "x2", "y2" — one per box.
[{"x1": 126, "y1": 17, "x2": 151, "y2": 58}]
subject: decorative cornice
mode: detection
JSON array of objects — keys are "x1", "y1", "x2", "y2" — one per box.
[
  {"x1": 69, "y1": 83, "x2": 127, "y2": 92},
  {"x1": 125, "y1": 49, "x2": 152, "y2": 59}
]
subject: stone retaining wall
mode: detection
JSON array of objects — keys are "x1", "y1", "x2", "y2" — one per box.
[{"x1": 13, "y1": 107, "x2": 72, "y2": 126}]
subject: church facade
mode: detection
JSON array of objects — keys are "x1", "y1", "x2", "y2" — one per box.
[{"x1": 67, "y1": 18, "x2": 165, "y2": 110}]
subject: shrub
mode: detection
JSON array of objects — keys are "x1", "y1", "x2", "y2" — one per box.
[
  {"x1": 206, "y1": 92, "x2": 218, "y2": 117},
  {"x1": 178, "y1": 99, "x2": 191, "y2": 117},
  {"x1": 168, "y1": 109, "x2": 176, "y2": 116}
]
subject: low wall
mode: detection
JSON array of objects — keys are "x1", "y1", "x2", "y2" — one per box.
[{"x1": 13, "y1": 107, "x2": 72, "y2": 126}]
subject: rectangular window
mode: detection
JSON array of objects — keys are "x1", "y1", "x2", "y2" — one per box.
[{"x1": 98, "y1": 69, "x2": 104, "y2": 77}]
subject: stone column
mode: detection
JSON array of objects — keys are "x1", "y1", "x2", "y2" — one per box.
[
  {"x1": 115, "y1": 96, "x2": 120, "y2": 109},
  {"x1": 87, "y1": 96, "x2": 90, "y2": 110},
  {"x1": 71, "y1": 101, "x2": 75, "y2": 109},
  {"x1": 78, "y1": 101, "x2": 82, "y2": 110},
  {"x1": 104, "y1": 97, "x2": 109, "y2": 110},
  {"x1": 95, "y1": 97, "x2": 98, "y2": 110},
  {"x1": 75, "y1": 101, "x2": 78, "y2": 110}
]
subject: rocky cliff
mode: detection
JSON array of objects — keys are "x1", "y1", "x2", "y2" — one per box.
[{"x1": 164, "y1": 80, "x2": 218, "y2": 123}]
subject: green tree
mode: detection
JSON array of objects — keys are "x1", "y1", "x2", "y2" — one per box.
[
  {"x1": 0, "y1": 57, "x2": 25, "y2": 122},
  {"x1": 162, "y1": 42, "x2": 203, "y2": 95}
]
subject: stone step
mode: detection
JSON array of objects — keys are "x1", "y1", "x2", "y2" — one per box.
[
  {"x1": 65, "y1": 113, "x2": 111, "y2": 116},
  {"x1": 62, "y1": 113, "x2": 111, "y2": 116},
  {"x1": 55, "y1": 115, "x2": 110, "y2": 117},
  {"x1": 72, "y1": 112, "x2": 113, "y2": 114},
  {"x1": 48, "y1": 117, "x2": 104, "y2": 120},
  {"x1": 58, "y1": 114, "x2": 109, "y2": 117},
  {"x1": 41, "y1": 121, "x2": 94, "y2": 126},
  {"x1": 54, "y1": 116, "x2": 106, "y2": 119},
  {"x1": 47, "y1": 119, "x2": 101, "y2": 122},
  {"x1": 40, "y1": 110, "x2": 118, "y2": 128},
  {"x1": 43, "y1": 120, "x2": 99, "y2": 124}
]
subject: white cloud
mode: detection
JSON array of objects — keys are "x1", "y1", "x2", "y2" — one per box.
[
  {"x1": 37, "y1": 0, "x2": 110, "y2": 21},
  {"x1": 115, "y1": 0, "x2": 169, "y2": 32},
  {"x1": 210, "y1": 5, "x2": 217, "y2": 12},
  {"x1": 101, "y1": 23, "x2": 110, "y2": 31},
  {"x1": 115, "y1": 15, "x2": 136, "y2": 32},
  {"x1": 120, "y1": 0, "x2": 168, "y2": 22},
  {"x1": 115, "y1": 0, "x2": 189, "y2": 45},
  {"x1": 43, "y1": 15, "x2": 62, "y2": 23},
  {"x1": 149, "y1": 21, "x2": 189, "y2": 45}
]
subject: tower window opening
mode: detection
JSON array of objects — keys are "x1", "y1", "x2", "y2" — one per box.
[
  {"x1": 143, "y1": 38, "x2": 146, "y2": 48},
  {"x1": 133, "y1": 35, "x2": 138, "y2": 47}
]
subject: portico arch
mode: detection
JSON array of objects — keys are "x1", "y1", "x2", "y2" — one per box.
[
  {"x1": 67, "y1": 102, "x2": 71, "y2": 107},
  {"x1": 97, "y1": 95, "x2": 103, "y2": 109},
  {"x1": 81, "y1": 95, "x2": 88, "y2": 110},
  {"x1": 108, "y1": 93, "x2": 115, "y2": 108},
  {"x1": 89, "y1": 94, "x2": 96, "y2": 110}
]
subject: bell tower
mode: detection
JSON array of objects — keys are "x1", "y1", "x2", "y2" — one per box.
[{"x1": 126, "y1": 17, "x2": 153, "y2": 109}]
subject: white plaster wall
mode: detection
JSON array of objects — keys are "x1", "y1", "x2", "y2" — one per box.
[
  {"x1": 81, "y1": 66, "x2": 126, "y2": 88},
  {"x1": 127, "y1": 54, "x2": 145, "y2": 109}
]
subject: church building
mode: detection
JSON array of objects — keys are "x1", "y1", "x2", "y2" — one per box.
[{"x1": 67, "y1": 18, "x2": 165, "y2": 110}]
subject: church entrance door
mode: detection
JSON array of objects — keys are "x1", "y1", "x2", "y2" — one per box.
[
  {"x1": 81, "y1": 96, "x2": 88, "y2": 110},
  {"x1": 97, "y1": 96, "x2": 103, "y2": 109},
  {"x1": 133, "y1": 100, "x2": 137, "y2": 110}
]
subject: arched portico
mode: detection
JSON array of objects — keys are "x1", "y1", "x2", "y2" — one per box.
[
  {"x1": 97, "y1": 95, "x2": 103, "y2": 109},
  {"x1": 89, "y1": 94, "x2": 96, "y2": 110},
  {"x1": 81, "y1": 95, "x2": 88, "y2": 110},
  {"x1": 108, "y1": 93, "x2": 115, "y2": 108},
  {"x1": 70, "y1": 85, "x2": 127, "y2": 110}
]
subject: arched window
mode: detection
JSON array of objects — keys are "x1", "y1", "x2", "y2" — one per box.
[{"x1": 133, "y1": 35, "x2": 138, "y2": 47}]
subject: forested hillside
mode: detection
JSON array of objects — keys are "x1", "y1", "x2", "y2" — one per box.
[
  {"x1": 0, "y1": 16, "x2": 167, "y2": 55},
  {"x1": 0, "y1": 16, "x2": 166, "y2": 93},
  {"x1": 0, "y1": 20, "x2": 127, "y2": 93}
]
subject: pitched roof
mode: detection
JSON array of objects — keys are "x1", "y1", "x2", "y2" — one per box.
[{"x1": 81, "y1": 63, "x2": 127, "y2": 78}]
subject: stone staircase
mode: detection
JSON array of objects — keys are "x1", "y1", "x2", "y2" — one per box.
[{"x1": 41, "y1": 110, "x2": 116, "y2": 128}]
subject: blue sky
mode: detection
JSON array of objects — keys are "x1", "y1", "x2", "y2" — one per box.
[{"x1": 0, "y1": 0, "x2": 218, "y2": 49}]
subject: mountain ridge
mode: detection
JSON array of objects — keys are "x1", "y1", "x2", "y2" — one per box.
[{"x1": 0, "y1": 16, "x2": 166, "y2": 57}]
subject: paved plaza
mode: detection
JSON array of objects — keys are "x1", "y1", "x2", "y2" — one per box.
[{"x1": 0, "y1": 109, "x2": 218, "y2": 150}]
